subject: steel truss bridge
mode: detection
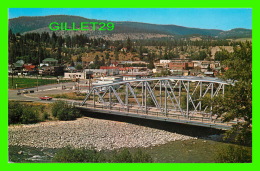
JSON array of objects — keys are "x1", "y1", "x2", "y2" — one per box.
[{"x1": 75, "y1": 76, "x2": 237, "y2": 130}]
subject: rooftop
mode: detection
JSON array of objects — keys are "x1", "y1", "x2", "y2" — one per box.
[{"x1": 43, "y1": 58, "x2": 58, "y2": 63}]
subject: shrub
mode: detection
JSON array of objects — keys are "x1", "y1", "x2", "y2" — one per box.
[
  {"x1": 146, "y1": 98, "x2": 155, "y2": 107},
  {"x1": 53, "y1": 147, "x2": 153, "y2": 163},
  {"x1": 8, "y1": 101, "x2": 23, "y2": 124},
  {"x1": 215, "y1": 145, "x2": 252, "y2": 163},
  {"x1": 21, "y1": 108, "x2": 40, "y2": 124},
  {"x1": 43, "y1": 112, "x2": 49, "y2": 120},
  {"x1": 8, "y1": 101, "x2": 40, "y2": 124},
  {"x1": 52, "y1": 146, "x2": 106, "y2": 163},
  {"x1": 52, "y1": 100, "x2": 81, "y2": 121},
  {"x1": 132, "y1": 149, "x2": 153, "y2": 163},
  {"x1": 112, "y1": 149, "x2": 133, "y2": 163},
  {"x1": 112, "y1": 149, "x2": 153, "y2": 163}
]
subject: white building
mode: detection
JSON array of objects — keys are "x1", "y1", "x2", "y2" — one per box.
[
  {"x1": 160, "y1": 60, "x2": 172, "y2": 64},
  {"x1": 64, "y1": 72, "x2": 85, "y2": 79}
]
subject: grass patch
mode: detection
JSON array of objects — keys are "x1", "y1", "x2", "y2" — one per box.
[
  {"x1": 8, "y1": 77, "x2": 71, "y2": 89},
  {"x1": 50, "y1": 92, "x2": 86, "y2": 100}
]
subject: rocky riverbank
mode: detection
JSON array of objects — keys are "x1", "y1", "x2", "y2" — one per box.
[{"x1": 9, "y1": 117, "x2": 197, "y2": 151}]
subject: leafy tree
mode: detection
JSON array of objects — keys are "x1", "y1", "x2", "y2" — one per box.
[
  {"x1": 76, "y1": 55, "x2": 82, "y2": 62},
  {"x1": 94, "y1": 55, "x2": 100, "y2": 65},
  {"x1": 101, "y1": 56, "x2": 105, "y2": 66},
  {"x1": 8, "y1": 101, "x2": 40, "y2": 125},
  {"x1": 106, "y1": 58, "x2": 111, "y2": 66},
  {"x1": 105, "y1": 52, "x2": 110, "y2": 60},
  {"x1": 147, "y1": 60, "x2": 155, "y2": 69},
  {"x1": 75, "y1": 64, "x2": 83, "y2": 70},
  {"x1": 52, "y1": 100, "x2": 81, "y2": 121},
  {"x1": 215, "y1": 49, "x2": 230, "y2": 61},
  {"x1": 21, "y1": 108, "x2": 39, "y2": 124},
  {"x1": 8, "y1": 101, "x2": 23, "y2": 124},
  {"x1": 203, "y1": 42, "x2": 252, "y2": 145},
  {"x1": 189, "y1": 51, "x2": 207, "y2": 60},
  {"x1": 70, "y1": 57, "x2": 74, "y2": 66}
]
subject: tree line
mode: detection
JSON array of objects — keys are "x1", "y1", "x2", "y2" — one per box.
[
  {"x1": 8, "y1": 30, "x2": 110, "y2": 65},
  {"x1": 9, "y1": 29, "x2": 245, "y2": 67}
]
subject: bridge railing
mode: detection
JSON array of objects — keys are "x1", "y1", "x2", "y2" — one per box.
[{"x1": 74, "y1": 102, "x2": 238, "y2": 127}]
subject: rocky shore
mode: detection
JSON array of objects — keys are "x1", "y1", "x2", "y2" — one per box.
[{"x1": 9, "y1": 117, "x2": 197, "y2": 151}]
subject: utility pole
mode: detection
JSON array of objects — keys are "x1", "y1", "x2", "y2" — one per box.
[
  {"x1": 37, "y1": 53, "x2": 40, "y2": 91},
  {"x1": 36, "y1": 74, "x2": 39, "y2": 91},
  {"x1": 87, "y1": 66, "x2": 92, "y2": 94},
  {"x1": 11, "y1": 64, "x2": 14, "y2": 89},
  {"x1": 78, "y1": 78, "x2": 80, "y2": 92}
]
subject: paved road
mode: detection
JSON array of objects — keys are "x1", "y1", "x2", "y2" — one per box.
[{"x1": 8, "y1": 82, "x2": 86, "y2": 103}]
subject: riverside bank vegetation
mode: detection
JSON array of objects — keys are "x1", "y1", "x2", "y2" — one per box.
[
  {"x1": 8, "y1": 100, "x2": 82, "y2": 125},
  {"x1": 52, "y1": 147, "x2": 153, "y2": 163}
]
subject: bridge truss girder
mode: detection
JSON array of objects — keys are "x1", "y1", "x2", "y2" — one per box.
[{"x1": 81, "y1": 77, "x2": 227, "y2": 119}]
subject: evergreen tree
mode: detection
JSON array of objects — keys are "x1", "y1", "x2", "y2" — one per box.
[
  {"x1": 115, "y1": 51, "x2": 119, "y2": 61},
  {"x1": 105, "y1": 52, "x2": 110, "y2": 60},
  {"x1": 147, "y1": 60, "x2": 155, "y2": 69},
  {"x1": 126, "y1": 37, "x2": 132, "y2": 52}
]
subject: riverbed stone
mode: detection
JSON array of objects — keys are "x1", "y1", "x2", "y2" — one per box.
[{"x1": 9, "y1": 117, "x2": 197, "y2": 151}]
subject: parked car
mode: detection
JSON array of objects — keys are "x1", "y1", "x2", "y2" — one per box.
[{"x1": 39, "y1": 96, "x2": 52, "y2": 100}]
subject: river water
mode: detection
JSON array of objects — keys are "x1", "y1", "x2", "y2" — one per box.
[
  {"x1": 9, "y1": 137, "x2": 250, "y2": 163},
  {"x1": 8, "y1": 112, "x2": 251, "y2": 163}
]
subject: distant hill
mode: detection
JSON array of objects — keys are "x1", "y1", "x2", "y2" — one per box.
[
  {"x1": 9, "y1": 15, "x2": 252, "y2": 40},
  {"x1": 217, "y1": 28, "x2": 252, "y2": 39}
]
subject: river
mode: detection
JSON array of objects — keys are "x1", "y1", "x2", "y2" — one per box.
[
  {"x1": 8, "y1": 112, "x2": 251, "y2": 163},
  {"x1": 9, "y1": 137, "x2": 250, "y2": 163}
]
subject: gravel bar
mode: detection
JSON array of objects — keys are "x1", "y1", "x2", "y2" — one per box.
[{"x1": 9, "y1": 117, "x2": 197, "y2": 150}]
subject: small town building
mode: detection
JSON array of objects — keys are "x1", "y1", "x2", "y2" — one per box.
[
  {"x1": 168, "y1": 62, "x2": 194, "y2": 70},
  {"x1": 84, "y1": 69, "x2": 119, "y2": 77},
  {"x1": 160, "y1": 60, "x2": 172, "y2": 64},
  {"x1": 204, "y1": 71, "x2": 214, "y2": 77},
  {"x1": 64, "y1": 72, "x2": 85, "y2": 80},
  {"x1": 122, "y1": 72, "x2": 152, "y2": 80},
  {"x1": 170, "y1": 70, "x2": 183, "y2": 76}
]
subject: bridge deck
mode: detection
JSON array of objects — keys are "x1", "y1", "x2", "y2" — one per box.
[{"x1": 74, "y1": 102, "x2": 237, "y2": 130}]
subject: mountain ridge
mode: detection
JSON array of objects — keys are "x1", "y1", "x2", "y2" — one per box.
[{"x1": 9, "y1": 15, "x2": 252, "y2": 40}]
